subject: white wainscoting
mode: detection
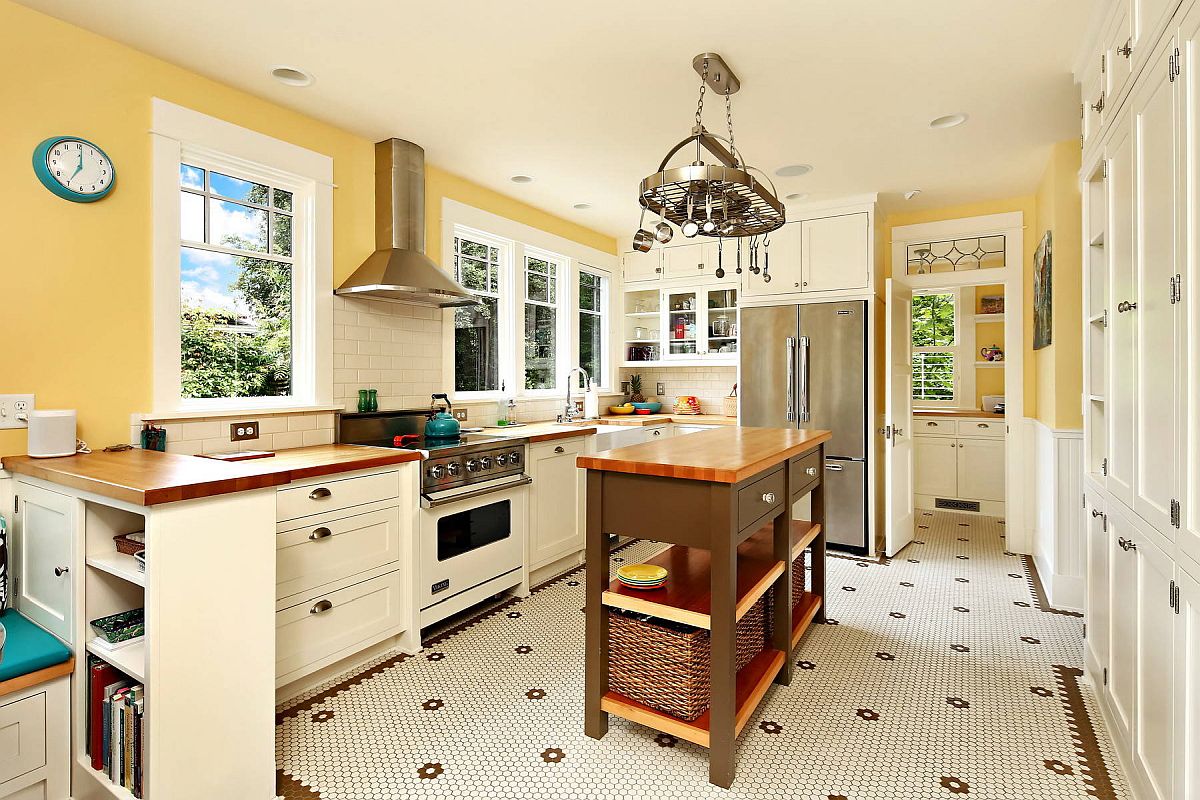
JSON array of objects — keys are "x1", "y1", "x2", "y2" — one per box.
[{"x1": 1024, "y1": 418, "x2": 1084, "y2": 610}]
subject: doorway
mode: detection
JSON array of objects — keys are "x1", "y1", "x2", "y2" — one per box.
[{"x1": 883, "y1": 212, "x2": 1026, "y2": 556}]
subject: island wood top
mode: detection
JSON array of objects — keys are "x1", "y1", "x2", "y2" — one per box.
[
  {"x1": 1, "y1": 444, "x2": 421, "y2": 506},
  {"x1": 576, "y1": 426, "x2": 831, "y2": 484}
]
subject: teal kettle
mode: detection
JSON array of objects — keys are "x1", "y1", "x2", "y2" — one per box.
[{"x1": 425, "y1": 393, "x2": 461, "y2": 439}]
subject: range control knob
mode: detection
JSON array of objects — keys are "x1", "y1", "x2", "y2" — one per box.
[
  {"x1": 508, "y1": 451, "x2": 522, "y2": 466},
  {"x1": 496, "y1": 453, "x2": 509, "y2": 466},
  {"x1": 479, "y1": 456, "x2": 493, "y2": 469},
  {"x1": 428, "y1": 464, "x2": 446, "y2": 479},
  {"x1": 465, "y1": 459, "x2": 481, "y2": 473},
  {"x1": 446, "y1": 461, "x2": 462, "y2": 475}
]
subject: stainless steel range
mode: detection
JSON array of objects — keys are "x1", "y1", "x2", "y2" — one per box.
[{"x1": 337, "y1": 410, "x2": 530, "y2": 629}]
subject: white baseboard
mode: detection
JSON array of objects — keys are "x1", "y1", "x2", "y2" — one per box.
[{"x1": 1025, "y1": 418, "x2": 1085, "y2": 611}]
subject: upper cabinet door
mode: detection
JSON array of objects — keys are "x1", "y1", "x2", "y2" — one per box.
[
  {"x1": 621, "y1": 250, "x2": 662, "y2": 283},
  {"x1": 801, "y1": 213, "x2": 870, "y2": 293},
  {"x1": 14, "y1": 481, "x2": 77, "y2": 644},
  {"x1": 1131, "y1": 35, "x2": 1180, "y2": 534},
  {"x1": 1108, "y1": 113, "x2": 1137, "y2": 508},
  {"x1": 1133, "y1": 0, "x2": 1176, "y2": 69},
  {"x1": 1178, "y1": 0, "x2": 1200, "y2": 575},
  {"x1": 1105, "y1": 2, "x2": 1133, "y2": 102},
  {"x1": 662, "y1": 241, "x2": 726, "y2": 282},
  {"x1": 742, "y1": 222, "x2": 802, "y2": 297}
]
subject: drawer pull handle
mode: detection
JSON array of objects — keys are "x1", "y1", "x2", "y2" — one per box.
[
  {"x1": 310, "y1": 599, "x2": 334, "y2": 614},
  {"x1": 309, "y1": 527, "x2": 333, "y2": 541},
  {"x1": 652, "y1": 430, "x2": 662, "y2": 436},
  {"x1": 977, "y1": 423, "x2": 989, "y2": 428},
  {"x1": 1118, "y1": 537, "x2": 1137, "y2": 552},
  {"x1": 554, "y1": 446, "x2": 565, "y2": 454},
  {"x1": 54, "y1": 566, "x2": 69, "y2": 577},
  {"x1": 805, "y1": 466, "x2": 817, "y2": 476},
  {"x1": 309, "y1": 487, "x2": 332, "y2": 500},
  {"x1": 927, "y1": 421, "x2": 937, "y2": 426},
  {"x1": 762, "y1": 492, "x2": 777, "y2": 503}
]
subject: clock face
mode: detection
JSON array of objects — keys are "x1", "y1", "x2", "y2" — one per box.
[{"x1": 43, "y1": 139, "x2": 113, "y2": 197}]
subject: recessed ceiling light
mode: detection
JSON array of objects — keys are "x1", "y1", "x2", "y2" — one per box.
[
  {"x1": 775, "y1": 164, "x2": 813, "y2": 177},
  {"x1": 785, "y1": 193, "x2": 808, "y2": 202},
  {"x1": 573, "y1": 202, "x2": 592, "y2": 210},
  {"x1": 510, "y1": 175, "x2": 534, "y2": 184},
  {"x1": 904, "y1": 189, "x2": 922, "y2": 200},
  {"x1": 929, "y1": 113, "x2": 968, "y2": 129},
  {"x1": 270, "y1": 66, "x2": 314, "y2": 87}
]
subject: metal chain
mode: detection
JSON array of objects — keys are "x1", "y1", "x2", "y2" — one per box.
[
  {"x1": 695, "y1": 59, "x2": 709, "y2": 129},
  {"x1": 725, "y1": 88, "x2": 736, "y2": 164}
]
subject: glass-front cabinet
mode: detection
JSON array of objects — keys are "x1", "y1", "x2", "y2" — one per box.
[{"x1": 622, "y1": 284, "x2": 737, "y2": 366}]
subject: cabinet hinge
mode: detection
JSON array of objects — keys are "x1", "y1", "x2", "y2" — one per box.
[
  {"x1": 1170, "y1": 52, "x2": 1177, "y2": 82},
  {"x1": 1170, "y1": 498, "x2": 1181, "y2": 528},
  {"x1": 1102, "y1": 160, "x2": 1109, "y2": 179},
  {"x1": 1170, "y1": 274, "x2": 1182, "y2": 304},
  {"x1": 1174, "y1": 583, "x2": 1182, "y2": 614},
  {"x1": 1083, "y1": 622, "x2": 1087, "y2": 638},
  {"x1": 1101, "y1": 308, "x2": 1109, "y2": 327},
  {"x1": 1177, "y1": 47, "x2": 1183, "y2": 78},
  {"x1": 1103, "y1": 666, "x2": 1109, "y2": 686},
  {"x1": 11, "y1": 495, "x2": 16, "y2": 515},
  {"x1": 1101, "y1": 53, "x2": 1107, "y2": 74},
  {"x1": 1082, "y1": 492, "x2": 1087, "y2": 509},
  {"x1": 1080, "y1": 103, "x2": 1085, "y2": 120},
  {"x1": 1101, "y1": 457, "x2": 1109, "y2": 477}
]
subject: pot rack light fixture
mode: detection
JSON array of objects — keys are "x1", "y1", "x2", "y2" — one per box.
[{"x1": 633, "y1": 53, "x2": 785, "y2": 281}]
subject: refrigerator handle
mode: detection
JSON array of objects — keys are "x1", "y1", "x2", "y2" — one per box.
[
  {"x1": 785, "y1": 336, "x2": 797, "y2": 421},
  {"x1": 798, "y1": 335, "x2": 811, "y2": 423}
]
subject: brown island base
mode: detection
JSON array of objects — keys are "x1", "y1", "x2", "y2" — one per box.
[{"x1": 577, "y1": 426, "x2": 832, "y2": 788}]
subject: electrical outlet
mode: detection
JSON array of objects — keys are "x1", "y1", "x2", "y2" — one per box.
[
  {"x1": 230, "y1": 421, "x2": 260, "y2": 441},
  {"x1": 452, "y1": 409, "x2": 469, "y2": 421},
  {"x1": 656, "y1": 382, "x2": 666, "y2": 397},
  {"x1": 0, "y1": 395, "x2": 35, "y2": 430}
]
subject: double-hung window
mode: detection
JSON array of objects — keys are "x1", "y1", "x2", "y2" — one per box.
[
  {"x1": 577, "y1": 268, "x2": 608, "y2": 383},
  {"x1": 523, "y1": 251, "x2": 564, "y2": 392},
  {"x1": 911, "y1": 291, "x2": 959, "y2": 404},
  {"x1": 452, "y1": 232, "x2": 505, "y2": 393}
]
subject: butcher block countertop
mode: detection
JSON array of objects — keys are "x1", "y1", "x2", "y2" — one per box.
[
  {"x1": 913, "y1": 408, "x2": 1005, "y2": 420},
  {"x1": 586, "y1": 413, "x2": 737, "y2": 427},
  {"x1": 577, "y1": 426, "x2": 831, "y2": 484},
  {"x1": 482, "y1": 422, "x2": 598, "y2": 443},
  {"x1": 1, "y1": 444, "x2": 421, "y2": 506}
]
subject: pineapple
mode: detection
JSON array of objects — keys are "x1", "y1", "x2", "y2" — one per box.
[{"x1": 629, "y1": 374, "x2": 646, "y2": 403}]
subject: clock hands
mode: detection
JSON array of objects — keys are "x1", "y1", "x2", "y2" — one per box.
[{"x1": 69, "y1": 147, "x2": 84, "y2": 181}]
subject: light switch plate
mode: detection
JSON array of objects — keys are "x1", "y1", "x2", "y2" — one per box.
[
  {"x1": 230, "y1": 421, "x2": 260, "y2": 441},
  {"x1": 0, "y1": 395, "x2": 34, "y2": 430}
]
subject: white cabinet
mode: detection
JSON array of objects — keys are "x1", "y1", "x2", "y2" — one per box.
[
  {"x1": 0, "y1": 675, "x2": 69, "y2": 800},
  {"x1": 956, "y1": 439, "x2": 1005, "y2": 503},
  {"x1": 913, "y1": 436, "x2": 958, "y2": 498},
  {"x1": 12, "y1": 482, "x2": 76, "y2": 644},
  {"x1": 621, "y1": 249, "x2": 662, "y2": 283},
  {"x1": 1085, "y1": 494, "x2": 1111, "y2": 681},
  {"x1": 1108, "y1": 506, "x2": 1138, "y2": 744},
  {"x1": 744, "y1": 222, "x2": 802, "y2": 295},
  {"x1": 623, "y1": 283, "x2": 739, "y2": 366},
  {"x1": 527, "y1": 437, "x2": 585, "y2": 571},
  {"x1": 1174, "y1": 563, "x2": 1200, "y2": 800},
  {"x1": 1133, "y1": 525, "x2": 1176, "y2": 800},
  {"x1": 801, "y1": 213, "x2": 870, "y2": 293},
  {"x1": 663, "y1": 241, "x2": 726, "y2": 282},
  {"x1": 1108, "y1": 113, "x2": 1137, "y2": 505}
]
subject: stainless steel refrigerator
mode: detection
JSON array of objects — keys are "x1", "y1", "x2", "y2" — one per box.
[{"x1": 740, "y1": 301, "x2": 868, "y2": 552}]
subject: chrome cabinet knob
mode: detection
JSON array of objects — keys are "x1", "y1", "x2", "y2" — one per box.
[
  {"x1": 762, "y1": 492, "x2": 777, "y2": 503},
  {"x1": 309, "y1": 487, "x2": 332, "y2": 500},
  {"x1": 1118, "y1": 537, "x2": 1137, "y2": 552},
  {"x1": 1117, "y1": 300, "x2": 1138, "y2": 313},
  {"x1": 1091, "y1": 509, "x2": 1104, "y2": 519},
  {"x1": 309, "y1": 527, "x2": 332, "y2": 541},
  {"x1": 54, "y1": 566, "x2": 69, "y2": 577},
  {"x1": 805, "y1": 466, "x2": 817, "y2": 476},
  {"x1": 310, "y1": 599, "x2": 334, "y2": 614}
]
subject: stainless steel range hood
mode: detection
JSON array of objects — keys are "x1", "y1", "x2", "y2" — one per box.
[{"x1": 336, "y1": 139, "x2": 478, "y2": 307}]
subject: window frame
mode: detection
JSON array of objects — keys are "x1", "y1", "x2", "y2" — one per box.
[
  {"x1": 575, "y1": 265, "x2": 610, "y2": 391},
  {"x1": 520, "y1": 246, "x2": 569, "y2": 397},
  {"x1": 151, "y1": 99, "x2": 333, "y2": 415},
  {"x1": 910, "y1": 287, "x2": 975, "y2": 408},
  {"x1": 450, "y1": 226, "x2": 515, "y2": 400}
]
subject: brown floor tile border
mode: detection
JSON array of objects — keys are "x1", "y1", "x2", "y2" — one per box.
[
  {"x1": 1022, "y1": 555, "x2": 1085, "y2": 618},
  {"x1": 1053, "y1": 665, "x2": 1119, "y2": 799},
  {"x1": 276, "y1": 769, "x2": 321, "y2": 799},
  {"x1": 827, "y1": 550, "x2": 891, "y2": 567}
]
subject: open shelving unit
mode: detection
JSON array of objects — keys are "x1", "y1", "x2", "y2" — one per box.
[{"x1": 1082, "y1": 159, "x2": 1108, "y2": 479}]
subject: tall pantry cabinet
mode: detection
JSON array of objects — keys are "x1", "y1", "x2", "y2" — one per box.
[{"x1": 1078, "y1": 2, "x2": 1198, "y2": 799}]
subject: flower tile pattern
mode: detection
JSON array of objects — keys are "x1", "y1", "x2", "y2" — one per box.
[{"x1": 276, "y1": 511, "x2": 1128, "y2": 799}]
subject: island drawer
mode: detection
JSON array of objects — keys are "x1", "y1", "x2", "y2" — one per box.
[
  {"x1": 276, "y1": 570, "x2": 403, "y2": 679},
  {"x1": 737, "y1": 467, "x2": 785, "y2": 532},
  {"x1": 276, "y1": 507, "x2": 400, "y2": 599},
  {"x1": 789, "y1": 449, "x2": 822, "y2": 497},
  {"x1": 277, "y1": 470, "x2": 400, "y2": 522}
]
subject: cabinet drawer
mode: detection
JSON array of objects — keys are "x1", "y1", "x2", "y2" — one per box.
[
  {"x1": 532, "y1": 437, "x2": 586, "y2": 460},
  {"x1": 276, "y1": 507, "x2": 400, "y2": 599},
  {"x1": 276, "y1": 571, "x2": 403, "y2": 678},
  {"x1": 738, "y1": 467, "x2": 785, "y2": 532},
  {"x1": 0, "y1": 692, "x2": 45, "y2": 784},
  {"x1": 956, "y1": 419, "x2": 1004, "y2": 438},
  {"x1": 914, "y1": 418, "x2": 954, "y2": 436},
  {"x1": 789, "y1": 449, "x2": 822, "y2": 496},
  {"x1": 277, "y1": 470, "x2": 399, "y2": 522}
]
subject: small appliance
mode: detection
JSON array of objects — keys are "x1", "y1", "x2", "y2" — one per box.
[{"x1": 28, "y1": 410, "x2": 77, "y2": 458}]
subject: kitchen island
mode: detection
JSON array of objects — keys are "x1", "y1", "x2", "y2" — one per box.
[{"x1": 577, "y1": 426, "x2": 831, "y2": 788}]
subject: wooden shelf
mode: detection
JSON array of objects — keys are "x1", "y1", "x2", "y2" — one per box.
[
  {"x1": 85, "y1": 639, "x2": 145, "y2": 684},
  {"x1": 603, "y1": 546, "x2": 784, "y2": 629},
  {"x1": 1089, "y1": 311, "x2": 1107, "y2": 325},
  {"x1": 975, "y1": 361, "x2": 1005, "y2": 368},
  {"x1": 973, "y1": 313, "x2": 1005, "y2": 323},
  {"x1": 625, "y1": 311, "x2": 660, "y2": 318},
  {"x1": 87, "y1": 552, "x2": 145, "y2": 588},
  {"x1": 76, "y1": 756, "x2": 138, "y2": 800},
  {"x1": 791, "y1": 592, "x2": 823, "y2": 649},
  {"x1": 740, "y1": 519, "x2": 822, "y2": 563},
  {"x1": 1089, "y1": 394, "x2": 1106, "y2": 402},
  {"x1": 600, "y1": 647, "x2": 786, "y2": 748},
  {"x1": 1090, "y1": 231, "x2": 1106, "y2": 246}
]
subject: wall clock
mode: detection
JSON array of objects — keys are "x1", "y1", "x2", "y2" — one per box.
[{"x1": 32, "y1": 136, "x2": 115, "y2": 202}]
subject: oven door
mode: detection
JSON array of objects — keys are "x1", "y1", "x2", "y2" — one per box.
[{"x1": 418, "y1": 477, "x2": 528, "y2": 614}]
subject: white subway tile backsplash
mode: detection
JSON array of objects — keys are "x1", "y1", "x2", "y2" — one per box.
[
  {"x1": 287, "y1": 415, "x2": 317, "y2": 432},
  {"x1": 302, "y1": 428, "x2": 334, "y2": 447},
  {"x1": 272, "y1": 431, "x2": 305, "y2": 450},
  {"x1": 181, "y1": 420, "x2": 223, "y2": 441}
]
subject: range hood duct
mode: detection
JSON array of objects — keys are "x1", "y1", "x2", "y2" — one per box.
[{"x1": 336, "y1": 139, "x2": 478, "y2": 307}]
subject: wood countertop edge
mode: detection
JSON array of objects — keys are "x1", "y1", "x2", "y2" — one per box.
[{"x1": 523, "y1": 427, "x2": 598, "y2": 443}]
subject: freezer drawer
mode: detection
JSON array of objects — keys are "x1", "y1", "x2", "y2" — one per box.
[{"x1": 821, "y1": 459, "x2": 867, "y2": 550}]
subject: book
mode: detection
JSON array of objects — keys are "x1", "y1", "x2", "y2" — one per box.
[
  {"x1": 101, "y1": 681, "x2": 133, "y2": 776},
  {"x1": 88, "y1": 658, "x2": 122, "y2": 771},
  {"x1": 123, "y1": 691, "x2": 134, "y2": 788}
]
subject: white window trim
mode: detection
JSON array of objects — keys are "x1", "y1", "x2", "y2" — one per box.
[
  {"x1": 911, "y1": 287, "x2": 975, "y2": 408},
  {"x1": 450, "y1": 226, "x2": 516, "y2": 400},
  {"x1": 150, "y1": 99, "x2": 333, "y2": 415},
  {"x1": 575, "y1": 264, "x2": 611, "y2": 393},
  {"x1": 440, "y1": 200, "x2": 619, "y2": 401},
  {"x1": 520, "y1": 246, "x2": 569, "y2": 398}
]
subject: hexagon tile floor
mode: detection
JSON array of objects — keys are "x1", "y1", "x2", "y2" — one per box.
[{"x1": 276, "y1": 511, "x2": 1128, "y2": 799}]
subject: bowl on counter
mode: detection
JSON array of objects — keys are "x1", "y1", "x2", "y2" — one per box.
[
  {"x1": 631, "y1": 402, "x2": 662, "y2": 413},
  {"x1": 608, "y1": 405, "x2": 636, "y2": 415},
  {"x1": 634, "y1": 408, "x2": 652, "y2": 415}
]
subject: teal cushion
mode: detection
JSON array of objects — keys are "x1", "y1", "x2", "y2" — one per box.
[{"x1": 0, "y1": 609, "x2": 71, "y2": 682}]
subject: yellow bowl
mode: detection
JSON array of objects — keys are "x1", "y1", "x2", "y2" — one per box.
[
  {"x1": 616, "y1": 564, "x2": 668, "y2": 583},
  {"x1": 608, "y1": 405, "x2": 635, "y2": 415}
]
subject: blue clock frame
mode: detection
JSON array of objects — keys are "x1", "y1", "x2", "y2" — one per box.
[{"x1": 32, "y1": 136, "x2": 116, "y2": 203}]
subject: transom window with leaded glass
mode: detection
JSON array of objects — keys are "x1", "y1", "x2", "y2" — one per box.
[{"x1": 906, "y1": 235, "x2": 1005, "y2": 275}]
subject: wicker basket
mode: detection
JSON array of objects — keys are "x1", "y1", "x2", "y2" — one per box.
[
  {"x1": 791, "y1": 548, "x2": 807, "y2": 598},
  {"x1": 113, "y1": 532, "x2": 145, "y2": 556},
  {"x1": 608, "y1": 596, "x2": 768, "y2": 721}
]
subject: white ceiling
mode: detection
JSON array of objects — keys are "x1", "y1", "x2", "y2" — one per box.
[{"x1": 20, "y1": 0, "x2": 1093, "y2": 239}]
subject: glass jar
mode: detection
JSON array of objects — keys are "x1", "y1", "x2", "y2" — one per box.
[
  {"x1": 357, "y1": 389, "x2": 370, "y2": 413},
  {"x1": 367, "y1": 389, "x2": 379, "y2": 412}
]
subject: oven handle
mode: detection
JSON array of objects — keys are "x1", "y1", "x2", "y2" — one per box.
[{"x1": 420, "y1": 475, "x2": 532, "y2": 509}]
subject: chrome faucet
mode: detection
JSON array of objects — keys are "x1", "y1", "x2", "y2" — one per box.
[{"x1": 563, "y1": 367, "x2": 590, "y2": 422}]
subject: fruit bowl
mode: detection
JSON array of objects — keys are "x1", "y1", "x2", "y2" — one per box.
[
  {"x1": 631, "y1": 402, "x2": 662, "y2": 413},
  {"x1": 608, "y1": 405, "x2": 635, "y2": 415}
]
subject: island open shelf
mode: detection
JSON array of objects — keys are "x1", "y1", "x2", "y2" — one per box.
[{"x1": 580, "y1": 426, "x2": 831, "y2": 788}]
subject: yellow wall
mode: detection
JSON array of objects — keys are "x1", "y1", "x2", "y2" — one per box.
[
  {"x1": 882, "y1": 195, "x2": 1040, "y2": 415},
  {"x1": 1033, "y1": 140, "x2": 1083, "y2": 430},
  {"x1": 0, "y1": 0, "x2": 614, "y2": 456}
]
